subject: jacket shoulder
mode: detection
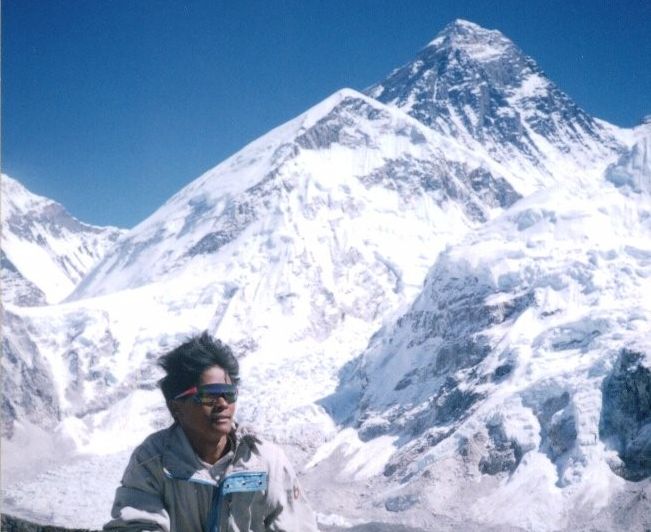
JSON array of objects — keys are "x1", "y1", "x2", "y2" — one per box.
[
  {"x1": 247, "y1": 436, "x2": 293, "y2": 470},
  {"x1": 126, "y1": 426, "x2": 173, "y2": 470}
]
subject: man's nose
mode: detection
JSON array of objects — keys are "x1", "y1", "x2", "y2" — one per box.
[{"x1": 212, "y1": 395, "x2": 228, "y2": 408}]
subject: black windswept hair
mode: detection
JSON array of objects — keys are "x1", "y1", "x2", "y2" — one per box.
[{"x1": 158, "y1": 331, "x2": 240, "y2": 403}]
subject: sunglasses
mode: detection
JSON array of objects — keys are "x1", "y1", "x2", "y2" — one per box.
[{"x1": 174, "y1": 383, "x2": 238, "y2": 406}]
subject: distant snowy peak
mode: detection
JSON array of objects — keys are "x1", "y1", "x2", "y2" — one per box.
[
  {"x1": 1, "y1": 174, "x2": 125, "y2": 305},
  {"x1": 70, "y1": 88, "x2": 519, "y2": 300},
  {"x1": 368, "y1": 19, "x2": 627, "y2": 193}
]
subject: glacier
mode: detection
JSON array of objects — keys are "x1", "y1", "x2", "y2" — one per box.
[{"x1": 2, "y1": 20, "x2": 650, "y2": 532}]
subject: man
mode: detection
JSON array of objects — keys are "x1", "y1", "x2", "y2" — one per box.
[{"x1": 104, "y1": 332, "x2": 318, "y2": 531}]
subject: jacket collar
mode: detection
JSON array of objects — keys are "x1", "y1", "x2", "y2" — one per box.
[{"x1": 161, "y1": 423, "x2": 258, "y2": 485}]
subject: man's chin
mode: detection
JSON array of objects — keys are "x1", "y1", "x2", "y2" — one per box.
[{"x1": 209, "y1": 418, "x2": 232, "y2": 433}]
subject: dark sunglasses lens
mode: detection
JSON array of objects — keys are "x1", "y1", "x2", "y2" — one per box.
[
  {"x1": 195, "y1": 391, "x2": 237, "y2": 405},
  {"x1": 225, "y1": 392, "x2": 237, "y2": 403}
]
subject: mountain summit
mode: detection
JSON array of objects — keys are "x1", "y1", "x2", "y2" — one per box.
[
  {"x1": 426, "y1": 19, "x2": 516, "y2": 57},
  {"x1": 368, "y1": 20, "x2": 628, "y2": 193}
]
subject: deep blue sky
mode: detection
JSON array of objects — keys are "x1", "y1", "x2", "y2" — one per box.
[{"x1": 3, "y1": 0, "x2": 650, "y2": 228}]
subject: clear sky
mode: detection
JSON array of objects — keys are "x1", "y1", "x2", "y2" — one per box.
[{"x1": 3, "y1": 0, "x2": 650, "y2": 228}]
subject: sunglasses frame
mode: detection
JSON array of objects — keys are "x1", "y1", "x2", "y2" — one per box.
[{"x1": 173, "y1": 383, "x2": 238, "y2": 405}]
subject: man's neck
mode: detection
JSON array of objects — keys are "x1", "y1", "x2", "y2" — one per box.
[{"x1": 194, "y1": 435, "x2": 231, "y2": 465}]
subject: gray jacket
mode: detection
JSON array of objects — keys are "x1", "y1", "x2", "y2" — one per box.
[{"x1": 104, "y1": 423, "x2": 318, "y2": 532}]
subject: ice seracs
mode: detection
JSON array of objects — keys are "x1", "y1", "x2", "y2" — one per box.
[
  {"x1": 606, "y1": 121, "x2": 651, "y2": 195},
  {"x1": 317, "y1": 166, "x2": 651, "y2": 530}
]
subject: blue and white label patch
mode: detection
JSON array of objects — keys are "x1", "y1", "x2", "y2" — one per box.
[{"x1": 222, "y1": 471, "x2": 268, "y2": 495}]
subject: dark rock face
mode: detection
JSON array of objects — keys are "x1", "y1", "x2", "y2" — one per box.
[
  {"x1": 491, "y1": 363, "x2": 513, "y2": 382},
  {"x1": 1, "y1": 312, "x2": 61, "y2": 438},
  {"x1": 0, "y1": 514, "x2": 97, "y2": 532},
  {"x1": 1, "y1": 250, "x2": 47, "y2": 306},
  {"x1": 188, "y1": 230, "x2": 238, "y2": 256},
  {"x1": 360, "y1": 157, "x2": 520, "y2": 223},
  {"x1": 384, "y1": 493, "x2": 419, "y2": 512},
  {"x1": 368, "y1": 20, "x2": 621, "y2": 174},
  {"x1": 457, "y1": 420, "x2": 524, "y2": 476},
  {"x1": 477, "y1": 421, "x2": 524, "y2": 475},
  {"x1": 600, "y1": 349, "x2": 651, "y2": 481},
  {"x1": 468, "y1": 167, "x2": 522, "y2": 209},
  {"x1": 535, "y1": 392, "x2": 577, "y2": 462}
]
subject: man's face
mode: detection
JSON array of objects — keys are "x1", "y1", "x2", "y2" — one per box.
[{"x1": 173, "y1": 365, "x2": 237, "y2": 448}]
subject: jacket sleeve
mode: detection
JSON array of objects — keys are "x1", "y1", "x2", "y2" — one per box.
[
  {"x1": 264, "y1": 444, "x2": 318, "y2": 532},
  {"x1": 103, "y1": 447, "x2": 171, "y2": 532}
]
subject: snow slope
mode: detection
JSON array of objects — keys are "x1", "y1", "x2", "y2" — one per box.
[
  {"x1": 69, "y1": 89, "x2": 519, "y2": 300},
  {"x1": 1, "y1": 174, "x2": 124, "y2": 305},
  {"x1": 313, "y1": 132, "x2": 651, "y2": 531}
]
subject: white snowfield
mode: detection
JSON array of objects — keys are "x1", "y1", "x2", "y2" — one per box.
[{"x1": 2, "y1": 20, "x2": 650, "y2": 532}]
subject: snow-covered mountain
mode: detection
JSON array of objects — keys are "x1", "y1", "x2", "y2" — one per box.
[
  {"x1": 368, "y1": 19, "x2": 630, "y2": 194},
  {"x1": 1, "y1": 89, "x2": 524, "y2": 525},
  {"x1": 310, "y1": 146, "x2": 651, "y2": 529},
  {"x1": 1, "y1": 174, "x2": 124, "y2": 305},
  {"x1": 68, "y1": 89, "x2": 519, "y2": 301},
  {"x1": 2, "y1": 21, "x2": 649, "y2": 532}
]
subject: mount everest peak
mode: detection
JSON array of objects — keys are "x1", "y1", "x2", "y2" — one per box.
[
  {"x1": 426, "y1": 19, "x2": 516, "y2": 56},
  {"x1": 2, "y1": 19, "x2": 650, "y2": 532},
  {"x1": 368, "y1": 21, "x2": 629, "y2": 194}
]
